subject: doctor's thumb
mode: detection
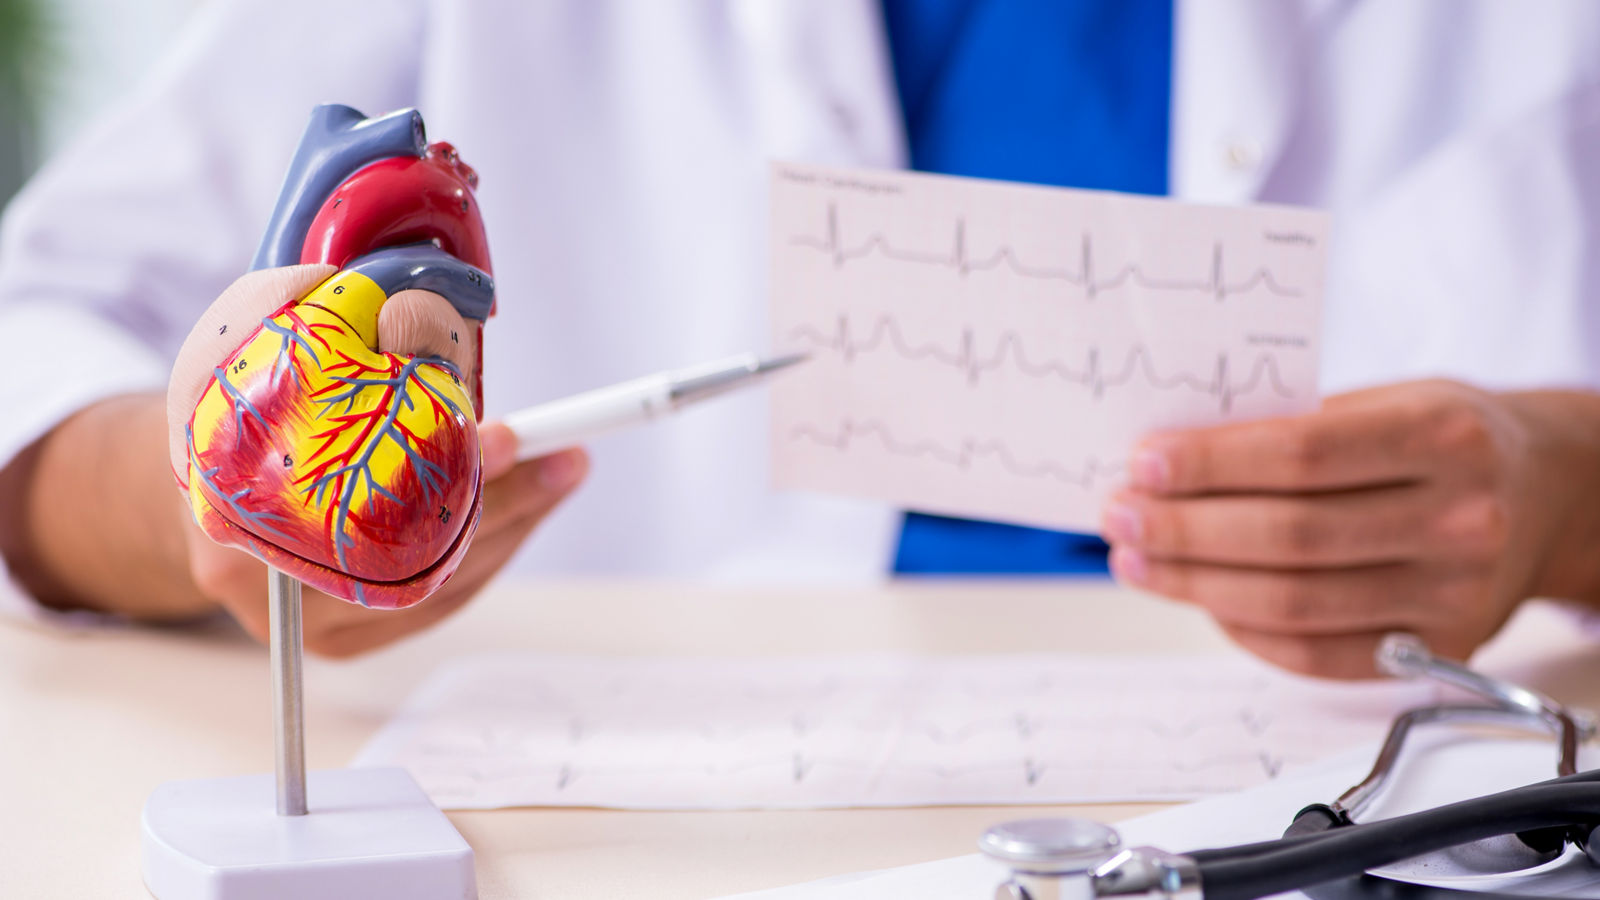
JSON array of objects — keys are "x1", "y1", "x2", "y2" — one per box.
[
  {"x1": 477, "y1": 421, "x2": 589, "y2": 493},
  {"x1": 474, "y1": 433, "x2": 589, "y2": 534}
]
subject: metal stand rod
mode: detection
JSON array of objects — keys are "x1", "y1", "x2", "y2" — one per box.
[{"x1": 268, "y1": 566, "x2": 307, "y2": 816}]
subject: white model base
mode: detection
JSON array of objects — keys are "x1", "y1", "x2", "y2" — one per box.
[{"x1": 141, "y1": 767, "x2": 475, "y2": 900}]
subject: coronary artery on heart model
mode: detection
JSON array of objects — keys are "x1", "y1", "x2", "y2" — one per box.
[{"x1": 180, "y1": 105, "x2": 495, "y2": 610}]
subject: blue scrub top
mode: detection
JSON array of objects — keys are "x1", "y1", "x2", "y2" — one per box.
[{"x1": 881, "y1": 0, "x2": 1173, "y2": 574}]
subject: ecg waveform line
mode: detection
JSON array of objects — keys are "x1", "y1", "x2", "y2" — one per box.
[
  {"x1": 787, "y1": 314, "x2": 1297, "y2": 413},
  {"x1": 427, "y1": 708, "x2": 1278, "y2": 754},
  {"x1": 789, "y1": 418, "x2": 1124, "y2": 488},
  {"x1": 789, "y1": 202, "x2": 1303, "y2": 301},
  {"x1": 419, "y1": 748, "x2": 1289, "y2": 792}
]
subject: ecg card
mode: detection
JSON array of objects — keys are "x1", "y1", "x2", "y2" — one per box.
[
  {"x1": 768, "y1": 163, "x2": 1329, "y2": 531},
  {"x1": 352, "y1": 653, "x2": 1434, "y2": 811}
]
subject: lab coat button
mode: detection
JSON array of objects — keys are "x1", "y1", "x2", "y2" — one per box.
[
  {"x1": 1225, "y1": 138, "x2": 1263, "y2": 172},
  {"x1": 829, "y1": 100, "x2": 858, "y2": 136}
]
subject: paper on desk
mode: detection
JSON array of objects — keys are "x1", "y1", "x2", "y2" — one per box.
[
  {"x1": 352, "y1": 653, "x2": 1433, "y2": 811},
  {"x1": 715, "y1": 732, "x2": 1600, "y2": 899},
  {"x1": 769, "y1": 163, "x2": 1329, "y2": 531}
]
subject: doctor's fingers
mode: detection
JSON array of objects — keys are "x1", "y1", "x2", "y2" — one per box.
[
  {"x1": 305, "y1": 461, "x2": 592, "y2": 657},
  {"x1": 183, "y1": 536, "x2": 376, "y2": 655},
  {"x1": 185, "y1": 440, "x2": 587, "y2": 655},
  {"x1": 300, "y1": 575, "x2": 480, "y2": 657},
  {"x1": 1216, "y1": 624, "x2": 1482, "y2": 681},
  {"x1": 476, "y1": 445, "x2": 590, "y2": 534},
  {"x1": 1125, "y1": 383, "x2": 1486, "y2": 496},
  {"x1": 377, "y1": 289, "x2": 478, "y2": 397},
  {"x1": 189, "y1": 527, "x2": 487, "y2": 658},
  {"x1": 181, "y1": 533, "x2": 364, "y2": 653},
  {"x1": 1217, "y1": 627, "x2": 1391, "y2": 679},
  {"x1": 310, "y1": 448, "x2": 592, "y2": 655},
  {"x1": 166, "y1": 264, "x2": 338, "y2": 478},
  {"x1": 1101, "y1": 485, "x2": 1447, "y2": 568},
  {"x1": 1108, "y1": 549, "x2": 1466, "y2": 636}
]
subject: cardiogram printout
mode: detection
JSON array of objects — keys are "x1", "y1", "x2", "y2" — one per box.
[
  {"x1": 769, "y1": 163, "x2": 1329, "y2": 530},
  {"x1": 353, "y1": 653, "x2": 1434, "y2": 811}
]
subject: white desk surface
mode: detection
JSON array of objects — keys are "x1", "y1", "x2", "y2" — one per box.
[{"x1": 4, "y1": 579, "x2": 1597, "y2": 899}]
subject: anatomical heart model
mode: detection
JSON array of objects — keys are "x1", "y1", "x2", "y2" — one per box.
[{"x1": 179, "y1": 105, "x2": 495, "y2": 609}]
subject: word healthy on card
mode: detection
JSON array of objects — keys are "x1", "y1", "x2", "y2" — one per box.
[{"x1": 768, "y1": 163, "x2": 1329, "y2": 531}]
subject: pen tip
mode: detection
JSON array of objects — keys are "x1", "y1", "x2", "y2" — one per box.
[{"x1": 758, "y1": 352, "x2": 810, "y2": 374}]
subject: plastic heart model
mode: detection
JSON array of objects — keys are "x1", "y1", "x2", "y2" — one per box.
[{"x1": 181, "y1": 105, "x2": 496, "y2": 609}]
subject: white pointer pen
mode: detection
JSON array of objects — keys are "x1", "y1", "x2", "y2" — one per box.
[{"x1": 506, "y1": 352, "x2": 810, "y2": 461}]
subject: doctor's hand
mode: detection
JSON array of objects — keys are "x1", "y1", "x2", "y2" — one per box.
[
  {"x1": 1101, "y1": 380, "x2": 1600, "y2": 679},
  {"x1": 5, "y1": 267, "x2": 586, "y2": 650},
  {"x1": 184, "y1": 425, "x2": 587, "y2": 657}
]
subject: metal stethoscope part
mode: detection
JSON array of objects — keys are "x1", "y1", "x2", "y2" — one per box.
[
  {"x1": 980, "y1": 634, "x2": 1599, "y2": 900},
  {"x1": 981, "y1": 818, "x2": 1201, "y2": 900},
  {"x1": 1336, "y1": 635, "x2": 1595, "y2": 821}
]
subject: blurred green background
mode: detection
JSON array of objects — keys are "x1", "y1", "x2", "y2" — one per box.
[
  {"x1": 0, "y1": 0, "x2": 198, "y2": 208},
  {"x1": 0, "y1": 0, "x2": 56, "y2": 202}
]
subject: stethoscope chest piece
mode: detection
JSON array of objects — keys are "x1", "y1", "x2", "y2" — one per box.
[{"x1": 980, "y1": 818, "x2": 1121, "y2": 900}]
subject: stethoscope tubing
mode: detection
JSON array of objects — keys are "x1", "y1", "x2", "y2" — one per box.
[
  {"x1": 1188, "y1": 777, "x2": 1600, "y2": 900},
  {"x1": 1188, "y1": 767, "x2": 1600, "y2": 865},
  {"x1": 1290, "y1": 814, "x2": 1570, "y2": 900}
]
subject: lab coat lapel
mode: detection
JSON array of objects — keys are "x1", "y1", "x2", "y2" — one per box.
[
  {"x1": 728, "y1": 0, "x2": 906, "y2": 169},
  {"x1": 1171, "y1": 0, "x2": 1317, "y2": 204}
]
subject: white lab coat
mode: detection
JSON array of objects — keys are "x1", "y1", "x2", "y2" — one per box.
[{"x1": 2, "y1": 1, "x2": 1599, "y2": 612}]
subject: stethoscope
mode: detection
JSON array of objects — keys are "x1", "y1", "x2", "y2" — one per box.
[{"x1": 980, "y1": 635, "x2": 1600, "y2": 900}]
